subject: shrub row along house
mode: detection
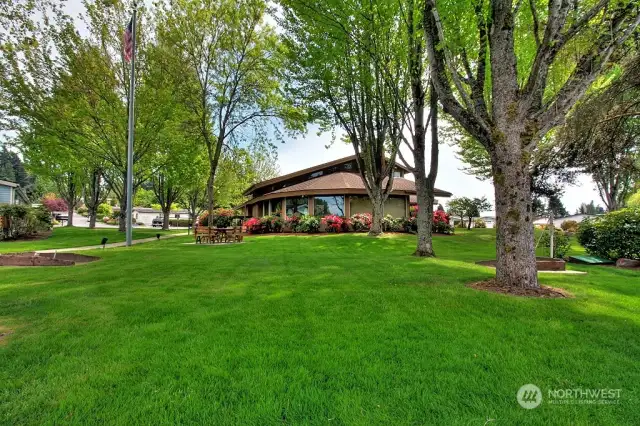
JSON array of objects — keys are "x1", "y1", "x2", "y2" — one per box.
[{"x1": 239, "y1": 156, "x2": 452, "y2": 219}]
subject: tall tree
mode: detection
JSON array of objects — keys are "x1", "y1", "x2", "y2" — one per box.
[
  {"x1": 280, "y1": 0, "x2": 407, "y2": 235},
  {"x1": 0, "y1": 1, "x2": 178, "y2": 232},
  {"x1": 393, "y1": 0, "x2": 442, "y2": 256},
  {"x1": 557, "y1": 54, "x2": 640, "y2": 211},
  {"x1": 157, "y1": 0, "x2": 303, "y2": 229},
  {"x1": 84, "y1": 167, "x2": 108, "y2": 229},
  {"x1": 423, "y1": 0, "x2": 640, "y2": 288}
]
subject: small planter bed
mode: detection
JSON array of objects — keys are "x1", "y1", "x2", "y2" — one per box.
[{"x1": 0, "y1": 252, "x2": 100, "y2": 267}]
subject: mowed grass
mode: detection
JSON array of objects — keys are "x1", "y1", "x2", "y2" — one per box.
[
  {"x1": 0, "y1": 230, "x2": 638, "y2": 424},
  {"x1": 0, "y1": 227, "x2": 182, "y2": 253}
]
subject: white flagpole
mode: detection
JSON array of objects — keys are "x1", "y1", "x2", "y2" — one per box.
[{"x1": 125, "y1": 4, "x2": 137, "y2": 247}]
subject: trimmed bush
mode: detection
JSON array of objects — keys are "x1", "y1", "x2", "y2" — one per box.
[
  {"x1": 97, "y1": 203, "x2": 113, "y2": 217},
  {"x1": 261, "y1": 215, "x2": 283, "y2": 233},
  {"x1": 539, "y1": 229, "x2": 572, "y2": 259},
  {"x1": 382, "y1": 214, "x2": 404, "y2": 232},
  {"x1": 298, "y1": 215, "x2": 320, "y2": 233},
  {"x1": 77, "y1": 206, "x2": 88, "y2": 215},
  {"x1": 560, "y1": 220, "x2": 578, "y2": 233},
  {"x1": 577, "y1": 208, "x2": 640, "y2": 260},
  {"x1": 168, "y1": 218, "x2": 192, "y2": 227},
  {"x1": 0, "y1": 205, "x2": 52, "y2": 240},
  {"x1": 350, "y1": 213, "x2": 372, "y2": 232},
  {"x1": 474, "y1": 218, "x2": 487, "y2": 228}
]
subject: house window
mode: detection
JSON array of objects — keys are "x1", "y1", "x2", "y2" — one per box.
[
  {"x1": 286, "y1": 197, "x2": 308, "y2": 216},
  {"x1": 270, "y1": 199, "x2": 282, "y2": 216},
  {"x1": 310, "y1": 171, "x2": 323, "y2": 178},
  {"x1": 393, "y1": 170, "x2": 403, "y2": 178},
  {"x1": 314, "y1": 196, "x2": 345, "y2": 216}
]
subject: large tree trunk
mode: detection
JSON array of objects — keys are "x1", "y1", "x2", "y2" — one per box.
[
  {"x1": 118, "y1": 191, "x2": 127, "y2": 232},
  {"x1": 88, "y1": 212, "x2": 97, "y2": 229},
  {"x1": 86, "y1": 169, "x2": 104, "y2": 230},
  {"x1": 491, "y1": 134, "x2": 538, "y2": 289},
  {"x1": 162, "y1": 206, "x2": 171, "y2": 230},
  {"x1": 369, "y1": 192, "x2": 384, "y2": 236},
  {"x1": 413, "y1": 81, "x2": 439, "y2": 257},
  {"x1": 66, "y1": 203, "x2": 74, "y2": 227},
  {"x1": 467, "y1": 216, "x2": 472, "y2": 230},
  {"x1": 414, "y1": 171, "x2": 435, "y2": 256}
]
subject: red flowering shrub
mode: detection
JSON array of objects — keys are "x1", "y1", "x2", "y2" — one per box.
[
  {"x1": 41, "y1": 197, "x2": 68, "y2": 212},
  {"x1": 433, "y1": 210, "x2": 453, "y2": 234},
  {"x1": 350, "y1": 213, "x2": 372, "y2": 232},
  {"x1": 244, "y1": 217, "x2": 262, "y2": 233},
  {"x1": 321, "y1": 214, "x2": 344, "y2": 232}
]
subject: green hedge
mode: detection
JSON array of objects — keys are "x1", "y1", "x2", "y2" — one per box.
[
  {"x1": 168, "y1": 218, "x2": 192, "y2": 227},
  {"x1": 577, "y1": 208, "x2": 640, "y2": 260}
]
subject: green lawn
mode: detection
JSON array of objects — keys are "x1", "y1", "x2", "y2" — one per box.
[
  {"x1": 0, "y1": 230, "x2": 638, "y2": 424},
  {"x1": 0, "y1": 227, "x2": 182, "y2": 253}
]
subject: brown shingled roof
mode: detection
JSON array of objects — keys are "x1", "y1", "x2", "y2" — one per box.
[
  {"x1": 242, "y1": 155, "x2": 412, "y2": 196},
  {"x1": 241, "y1": 172, "x2": 452, "y2": 206}
]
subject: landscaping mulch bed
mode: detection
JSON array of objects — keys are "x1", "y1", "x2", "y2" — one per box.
[
  {"x1": 467, "y1": 279, "x2": 573, "y2": 298},
  {"x1": 0, "y1": 252, "x2": 100, "y2": 267}
]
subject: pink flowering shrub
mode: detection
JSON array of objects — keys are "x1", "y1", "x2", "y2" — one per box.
[
  {"x1": 244, "y1": 217, "x2": 262, "y2": 234},
  {"x1": 350, "y1": 213, "x2": 372, "y2": 232},
  {"x1": 321, "y1": 214, "x2": 344, "y2": 233}
]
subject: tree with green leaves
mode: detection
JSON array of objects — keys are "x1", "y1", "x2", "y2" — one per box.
[
  {"x1": 156, "y1": 0, "x2": 304, "y2": 229},
  {"x1": 447, "y1": 196, "x2": 492, "y2": 229},
  {"x1": 576, "y1": 201, "x2": 605, "y2": 215},
  {"x1": 1, "y1": 0, "x2": 180, "y2": 232},
  {"x1": 556, "y1": 54, "x2": 640, "y2": 211},
  {"x1": 423, "y1": 0, "x2": 640, "y2": 288},
  {"x1": 390, "y1": 0, "x2": 442, "y2": 256},
  {"x1": 280, "y1": 0, "x2": 407, "y2": 235}
]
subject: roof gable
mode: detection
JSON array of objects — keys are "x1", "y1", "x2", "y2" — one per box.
[{"x1": 243, "y1": 155, "x2": 411, "y2": 196}]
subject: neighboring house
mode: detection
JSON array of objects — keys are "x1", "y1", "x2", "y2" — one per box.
[
  {"x1": 0, "y1": 180, "x2": 29, "y2": 205},
  {"x1": 112, "y1": 207, "x2": 192, "y2": 226},
  {"x1": 240, "y1": 155, "x2": 452, "y2": 218},
  {"x1": 533, "y1": 213, "x2": 599, "y2": 228}
]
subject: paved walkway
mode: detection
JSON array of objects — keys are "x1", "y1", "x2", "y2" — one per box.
[{"x1": 36, "y1": 233, "x2": 188, "y2": 253}]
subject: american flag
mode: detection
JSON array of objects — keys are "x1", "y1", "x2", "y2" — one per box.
[{"x1": 123, "y1": 18, "x2": 133, "y2": 62}]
